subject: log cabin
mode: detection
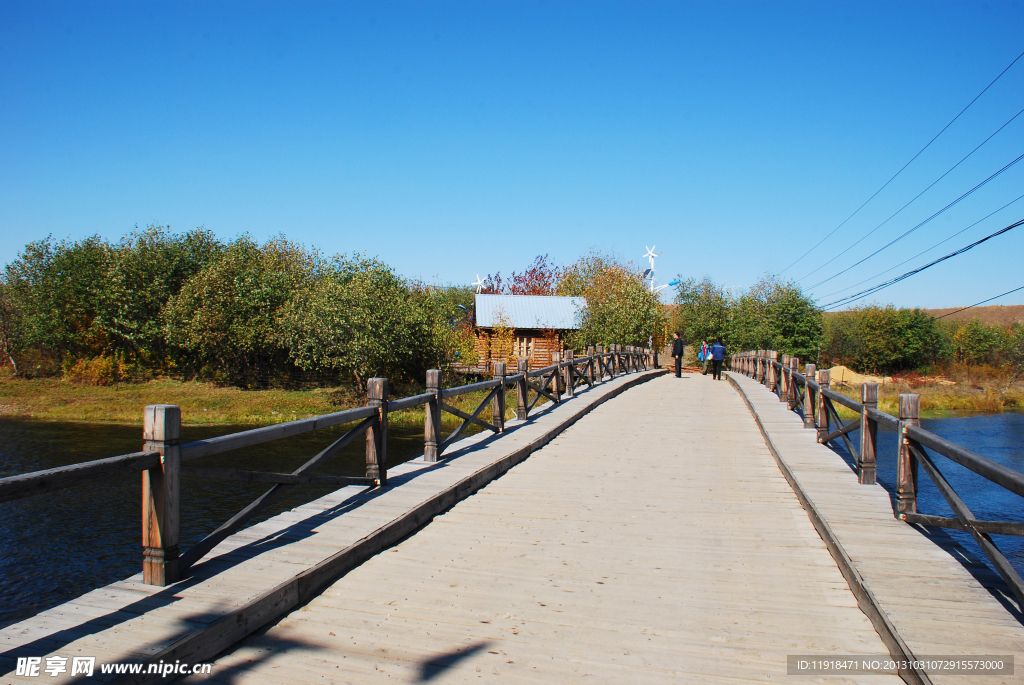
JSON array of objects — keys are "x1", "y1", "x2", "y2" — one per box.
[{"x1": 472, "y1": 294, "x2": 586, "y2": 372}]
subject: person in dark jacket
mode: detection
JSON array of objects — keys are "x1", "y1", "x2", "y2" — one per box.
[
  {"x1": 710, "y1": 337, "x2": 726, "y2": 380},
  {"x1": 671, "y1": 332, "x2": 684, "y2": 378}
]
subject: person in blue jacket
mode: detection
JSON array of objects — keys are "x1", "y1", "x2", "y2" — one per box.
[
  {"x1": 699, "y1": 340, "x2": 710, "y2": 375},
  {"x1": 710, "y1": 337, "x2": 727, "y2": 380}
]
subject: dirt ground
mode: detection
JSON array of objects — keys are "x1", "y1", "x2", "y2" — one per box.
[{"x1": 925, "y1": 304, "x2": 1024, "y2": 325}]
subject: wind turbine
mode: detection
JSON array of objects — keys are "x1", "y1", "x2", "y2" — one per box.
[
  {"x1": 643, "y1": 246, "x2": 668, "y2": 294},
  {"x1": 472, "y1": 275, "x2": 485, "y2": 294}
]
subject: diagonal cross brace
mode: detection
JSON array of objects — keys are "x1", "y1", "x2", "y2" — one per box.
[{"x1": 179, "y1": 415, "x2": 376, "y2": 573}]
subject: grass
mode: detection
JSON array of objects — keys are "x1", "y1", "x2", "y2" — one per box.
[
  {"x1": 818, "y1": 363, "x2": 1023, "y2": 420},
  {"x1": 0, "y1": 369, "x2": 526, "y2": 427}
]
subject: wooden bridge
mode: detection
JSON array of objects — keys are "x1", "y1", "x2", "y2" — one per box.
[{"x1": 2, "y1": 346, "x2": 1023, "y2": 684}]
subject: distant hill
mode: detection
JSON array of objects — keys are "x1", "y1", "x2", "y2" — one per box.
[{"x1": 924, "y1": 304, "x2": 1024, "y2": 325}]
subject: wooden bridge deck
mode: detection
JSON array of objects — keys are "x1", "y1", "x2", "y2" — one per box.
[
  {"x1": 180, "y1": 374, "x2": 903, "y2": 684},
  {"x1": 728, "y1": 371, "x2": 1024, "y2": 685},
  {"x1": 4, "y1": 371, "x2": 1023, "y2": 684}
]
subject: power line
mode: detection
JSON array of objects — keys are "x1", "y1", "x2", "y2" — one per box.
[
  {"x1": 798, "y1": 105, "x2": 1024, "y2": 283},
  {"x1": 818, "y1": 191, "x2": 1024, "y2": 300},
  {"x1": 822, "y1": 217, "x2": 1024, "y2": 310},
  {"x1": 937, "y1": 285, "x2": 1024, "y2": 319},
  {"x1": 780, "y1": 47, "x2": 1024, "y2": 275},
  {"x1": 808, "y1": 151, "x2": 1024, "y2": 291}
]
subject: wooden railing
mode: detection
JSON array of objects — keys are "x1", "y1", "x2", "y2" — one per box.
[
  {"x1": 730, "y1": 349, "x2": 1024, "y2": 609},
  {"x1": 0, "y1": 344, "x2": 654, "y2": 587}
]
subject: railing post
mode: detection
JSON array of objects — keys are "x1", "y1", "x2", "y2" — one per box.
[
  {"x1": 896, "y1": 393, "x2": 920, "y2": 516},
  {"x1": 142, "y1": 404, "x2": 181, "y2": 586},
  {"x1": 780, "y1": 355, "x2": 790, "y2": 403},
  {"x1": 424, "y1": 369, "x2": 441, "y2": 463},
  {"x1": 492, "y1": 362, "x2": 506, "y2": 432},
  {"x1": 564, "y1": 350, "x2": 574, "y2": 397},
  {"x1": 596, "y1": 345, "x2": 605, "y2": 381},
  {"x1": 551, "y1": 351, "x2": 562, "y2": 402},
  {"x1": 860, "y1": 383, "x2": 879, "y2": 485},
  {"x1": 586, "y1": 346, "x2": 596, "y2": 385},
  {"x1": 516, "y1": 358, "x2": 529, "y2": 420},
  {"x1": 788, "y1": 357, "x2": 799, "y2": 410},
  {"x1": 803, "y1": 363, "x2": 816, "y2": 429},
  {"x1": 366, "y1": 378, "x2": 388, "y2": 485},
  {"x1": 768, "y1": 351, "x2": 778, "y2": 391},
  {"x1": 816, "y1": 368, "x2": 830, "y2": 441}
]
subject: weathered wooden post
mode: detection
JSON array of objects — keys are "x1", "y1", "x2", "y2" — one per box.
[
  {"x1": 860, "y1": 383, "x2": 879, "y2": 485},
  {"x1": 896, "y1": 393, "x2": 920, "y2": 516},
  {"x1": 551, "y1": 351, "x2": 562, "y2": 402},
  {"x1": 787, "y1": 357, "x2": 799, "y2": 410},
  {"x1": 803, "y1": 363, "x2": 816, "y2": 429},
  {"x1": 595, "y1": 345, "x2": 605, "y2": 381},
  {"x1": 366, "y1": 378, "x2": 388, "y2": 485},
  {"x1": 564, "y1": 350, "x2": 574, "y2": 397},
  {"x1": 626, "y1": 345, "x2": 634, "y2": 373},
  {"x1": 424, "y1": 369, "x2": 442, "y2": 463},
  {"x1": 780, "y1": 354, "x2": 790, "y2": 403},
  {"x1": 609, "y1": 345, "x2": 617, "y2": 376},
  {"x1": 816, "y1": 368, "x2": 830, "y2": 442},
  {"x1": 142, "y1": 404, "x2": 181, "y2": 586},
  {"x1": 516, "y1": 358, "x2": 529, "y2": 420},
  {"x1": 586, "y1": 346, "x2": 596, "y2": 385},
  {"x1": 492, "y1": 362, "x2": 506, "y2": 432},
  {"x1": 768, "y1": 351, "x2": 778, "y2": 391}
]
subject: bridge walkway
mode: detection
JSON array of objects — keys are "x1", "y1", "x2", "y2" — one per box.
[
  {"x1": 728, "y1": 370, "x2": 1024, "y2": 685},
  {"x1": 186, "y1": 374, "x2": 901, "y2": 684}
]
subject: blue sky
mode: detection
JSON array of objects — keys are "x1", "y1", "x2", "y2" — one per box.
[{"x1": 2, "y1": 1, "x2": 1023, "y2": 309}]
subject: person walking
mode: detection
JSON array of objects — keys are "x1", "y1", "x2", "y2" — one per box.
[
  {"x1": 710, "y1": 337, "x2": 727, "y2": 380},
  {"x1": 671, "y1": 332, "x2": 684, "y2": 378},
  {"x1": 700, "y1": 340, "x2": 710, "y2": 375}
]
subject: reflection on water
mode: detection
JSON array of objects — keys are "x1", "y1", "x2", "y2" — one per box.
[{"x1": 0, "y1": 417, "x2": 458, "y2": 627}]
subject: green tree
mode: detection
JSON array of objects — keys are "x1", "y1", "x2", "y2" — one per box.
[
  {"x1": 560, "y1": 252, "x2": 667, "y2": 350},
  {"x1": 671, "y1": 276, "x2": 729, "y2": 347},
  {"x1": 162, "y1": 236, "x2": 317, "y2": 385},
  {"x1": 95, "y1": 225, "x2": 223, "y2": 364},
  {"x1": 281, "y1": 255, "x2": 432, "y2": 388},
  {"x1": 729, "y1": 275, "x2": 821, "y2": 360},
  {"x1": 951, "y1": 317, "x2": 1005, "y2": 366},
  {"x1": 3, "y1": 235, "x2": 110, "y2": 366}
]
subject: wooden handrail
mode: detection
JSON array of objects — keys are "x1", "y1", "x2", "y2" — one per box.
[
  {"x1": 180, "y1": 406, "x2": 377, "y2": 461},
  {"x1": 0, "y1": 450, "x2": 161, "y2": 504},
  {"x1": 737, "y1": 347, "x2": 1024, "y2": 610},
  {"x1": 3, "y1": 342, "x2": 650, "y2": 586}
]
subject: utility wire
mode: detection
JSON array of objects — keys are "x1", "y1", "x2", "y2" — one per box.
[
  {"x1": 937, "y1": 285, "x2": 1024, "y2": 319},
  {"x1": 780, "y1": 47, "x2": 1024, "y2": 275},
  {"x1": 819, "y1": 191, "x2": 1024, "y2": 300},
  {"x1": 808, "y1": 151, "x2": 1024, "y2": 291},
  {"x1": 799, "y1": 105, "x2": 1024, "y2": 283},
  {"x1": 823, "y1": 217, "x2": 1024, "y2": 310}
]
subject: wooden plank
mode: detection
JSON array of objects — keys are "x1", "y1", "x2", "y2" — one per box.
[{"x1": 191, "y1": 374, "x2": 902, "y2": 685}]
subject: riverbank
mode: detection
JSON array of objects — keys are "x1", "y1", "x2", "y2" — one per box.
[
  {"x1": 0, "y1": 373, "x2": 510, "y2": 426},
  {"x1": 825, "y1": 370, "x2": 1023, "y2": 419}
]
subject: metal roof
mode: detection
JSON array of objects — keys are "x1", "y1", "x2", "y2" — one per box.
[{"x1": 475, "y1": 294, "x2": 586, "y2": 329}]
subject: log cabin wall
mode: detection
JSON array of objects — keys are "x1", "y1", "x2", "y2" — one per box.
[{"x1": 473, "y1": 328, "x2": 562, "y2": 372}]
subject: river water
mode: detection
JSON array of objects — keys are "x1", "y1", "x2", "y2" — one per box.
[
  {"x1": 0, "y1": 417, "x2": 464, "y2": 628},
  {"x1": 2, "y1": 412, "x2": 1023, "y2": 628},
  {"x1": 871, "y1": 412, "x2": 1024, "y2": 578}
]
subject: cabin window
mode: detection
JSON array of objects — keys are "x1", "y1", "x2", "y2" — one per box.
[{"x1": 516, "y1": 336, "x2": 534, "y2": 358}]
